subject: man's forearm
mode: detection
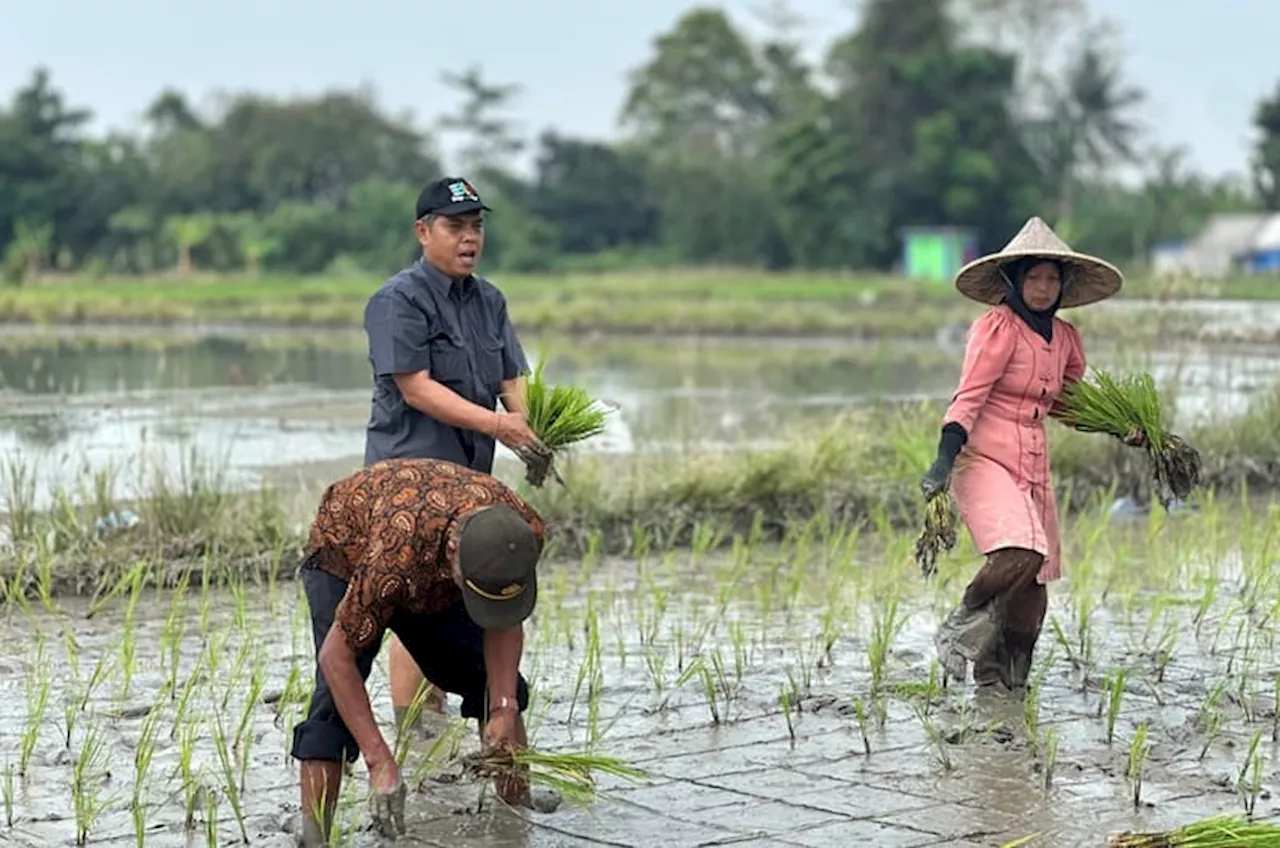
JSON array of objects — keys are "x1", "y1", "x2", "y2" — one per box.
[
  {"x1": 482, "y1": 625, "x2": 523, "y2": 707},
  {"x1": 499, "y1": 376, "x2": 527, "y2": 415},
  {"x1": 398, "y1": 374, "x2": 499, "y2": 434},
  {"x1": 318, "y1": 633, "x2": 392, "y2": 766}
]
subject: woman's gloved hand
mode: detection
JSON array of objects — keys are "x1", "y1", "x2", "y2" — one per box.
[{"x1": 920, "y1": 423, "x2": 968, "y2": 501}]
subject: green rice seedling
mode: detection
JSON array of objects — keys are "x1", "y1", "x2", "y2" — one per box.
[
  {"x1": 72, "y1": 723, "x2": 111, "y2": 846},
  {"x1": 779, "y1": 682, "x2": 797, "y2": 745},
  {"x1": 1103, "y1": 668, "x2": 1127, "y2": 745},
  {"x1": 2, "y1": 763, "x2": 12, "y2": 827},
  {"x1": 211, "y1": 714, "x2": 249, "y2": 843},
  {"x1": 203, "y1": 783, "x2": 219, "y2": 847},
  {"x1": 464, "y1": 749, "x2": 646, "y2": 806},
  {"x1": 77, "y1": 649, "x2": 114, "y2": 714},
  {"x1": 1196, "y1": 681, "x2": 1227, "y2": 761},
  {"x1": 1127, "y1": 722, "x2": 1151, "y2": 808},
  {"x1": 1237, "y1": 728, "x2": 1264, "y2": 816},
  {"x1": 19, "y1": 647, "x2": 50, "y2": 778},
  {"x1": 1043, "y1": 726, "x2": 1059, "y2": 791},
  {"x1": 177, "y1": 719, "x2": 201, "y2": 829},
  {"x1": 521, "y1": 360, "x2": 611, "y2": 485},
  {"x1": 1108, "y1": 813, "x2": 1280, "y2": 846},
  {"x1": 910, "y1": 701, "x2": 953, "y2": 772},
  {"x1": 132, "y1": 707, "x2": 163, "y2": 848},
  {"x1": 1272, "y1": 674, "x2": 1280, "y2": 742},
  {"x1": 1060, "y1": 368, "x2": 1202, "y2": 507},
  {"x1": 852, "y1": 697, "x2": 871, "y2": 756},
  {"x1": 867, "y1": 595, "x2": 903, "y2": 697}
]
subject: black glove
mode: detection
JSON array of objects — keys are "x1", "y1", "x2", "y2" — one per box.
[{"x1": 920, "y1": 423, "x2": 967, "y2": 501}]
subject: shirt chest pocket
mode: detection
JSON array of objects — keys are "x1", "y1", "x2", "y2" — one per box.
[
  {"x1": 428, "y1": 336, "x2": 472, "y2": 394},
  {"x1": 476, "y1": 337, "x2": 506, "y2": 391}
]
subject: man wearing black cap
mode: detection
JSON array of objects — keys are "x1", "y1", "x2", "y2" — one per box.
[
  {"x1": 290, "y1": 457, "x2": 554, "y2": 845},
  {"x1": 360, "y1": 176, "x2": 553, "y2": 739}
]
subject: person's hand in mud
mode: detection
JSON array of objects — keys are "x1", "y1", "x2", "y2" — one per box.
[
  {"x1": 1120, "y1": 427, "x2": 1148, "y2": 448},
  {"x1": 483, "y1": 705, "x2": 530, "y2": 806},
  {"x1": 366, "y1": 757, "x2": 407, "y2": 838}
]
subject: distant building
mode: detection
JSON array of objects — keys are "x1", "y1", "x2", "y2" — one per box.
[
  {"x1": 900, "y1": 227, "x2": 979, "y2": 284},
  {"x1": 1241, "y1": 213, "x2": 1280, "y2": 274},
  {"x1": 1151, "y1": 213, "x2": 1274, "y2": 278}
]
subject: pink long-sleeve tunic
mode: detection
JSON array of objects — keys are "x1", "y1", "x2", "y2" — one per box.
[{"x1": 942, "y1": 304, "x2": 1086, "y2": 584}]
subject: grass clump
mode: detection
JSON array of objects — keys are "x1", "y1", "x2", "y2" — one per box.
[
  {"x1": 1107, "y1": 813, "x2": 1280, "y2": 846},
  {"x1": 463, "y1": 748, "x2": 646, "y2": 806},
  {"x1": 1060, "y1": 369, "x2": 1203, "y2": 508}
]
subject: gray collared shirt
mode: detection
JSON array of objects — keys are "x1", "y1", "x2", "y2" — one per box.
[{"x1": 362, "y1": 258, "x2": 529, "y2": 473}]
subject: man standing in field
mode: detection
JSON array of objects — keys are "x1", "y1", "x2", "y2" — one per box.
[
  {"x1": 360, "y1": 177, "x2": 551, "y2": 736},
  {"x1": 290, "y1": 458, "x2": 551, "y2": 844}
]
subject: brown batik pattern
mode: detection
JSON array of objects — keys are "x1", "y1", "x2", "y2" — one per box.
[{"x1": 304, "y1": 458, "x2": 546, "y2": 651}]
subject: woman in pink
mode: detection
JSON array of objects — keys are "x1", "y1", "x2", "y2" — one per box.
[{"x1": 919, "y1": 217, "x2": 1145, "y2": 695}]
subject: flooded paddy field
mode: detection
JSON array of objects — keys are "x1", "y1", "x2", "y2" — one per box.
[
  {"x1": 3, "y1": 324, "x2": 1280, "y2": 846},
  {"x1": 1, "y1": 499, "x2": 1279, "y2": 847},
  {"x1": 1, "y1": 327, "x2": 1277, "y2": 505}
]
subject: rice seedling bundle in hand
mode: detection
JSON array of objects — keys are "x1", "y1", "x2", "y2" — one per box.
[
  {"x1": 1107, "y1": 813, "x2": 1280, "y2": 846},
  {"x1": 463, "y1": 748, "x2": 647, "y2": 806},
  {"x1": 914, "y1": 493, "x2": 958, "y2": 579},
  {"x1": 1059, "y1": 369, "x2": 1202, "y2": 509},
  {"x1": 523, "y1": 361, "x2": 609, "y2": 451},
  {"x1": 521, "y1": 360, "x2": 612, "y2": 487}
]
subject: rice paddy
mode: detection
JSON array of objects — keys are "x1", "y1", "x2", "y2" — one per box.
[
  {"x1": 5, "y1": 327, "x2": 1280, "y2": 846},
  {"x1": 2, "y1": 426, "x2": 1280, "y2": 845}
]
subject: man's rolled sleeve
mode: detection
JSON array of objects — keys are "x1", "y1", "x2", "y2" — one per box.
[
  {"x1": 496, "y1": 299, "x2": 529, "y2": 380},
  {"x1": 365, "y1": 289, "x2": 433, "y2": 378}
]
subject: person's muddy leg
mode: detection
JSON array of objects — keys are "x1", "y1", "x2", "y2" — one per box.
[
  {"x1": 291, "y1": 560, "x2": 382, "y2": 846},
  {"x1": 936, "y1": 548, "x2": 1041, "y2": 683},
  {"x1": 1005, "y1": 580, "x2": 1049, "y2": 692}
]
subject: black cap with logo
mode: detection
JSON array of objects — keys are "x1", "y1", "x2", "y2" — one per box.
[
  {"x1": 456, "y1": 505, "x2": 540, "y2": 629},
  {"x1": 415, "y1": 177, "x2": 491, "y2": 220}
]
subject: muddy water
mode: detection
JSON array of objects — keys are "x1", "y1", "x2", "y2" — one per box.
[
  {"x1": 1, "y1": 328, "x2": 1277, "y2": 510},
  {"x1": 0, "y1": 535, "x2": 1270, "y2": 848}
]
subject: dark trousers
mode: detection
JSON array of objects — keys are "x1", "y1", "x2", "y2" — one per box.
[
  {"x1": 963, "y1": 547, "x2": 1048, "y2": 690},
  {"x1": 290, "y1": 556, "x2": 530, "y2": 764}
]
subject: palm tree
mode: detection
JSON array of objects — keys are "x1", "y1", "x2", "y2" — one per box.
[{"x1": 1028, "y1": 41, "x2": 1146, "y2": 222}]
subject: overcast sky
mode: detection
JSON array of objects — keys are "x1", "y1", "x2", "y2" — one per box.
[{"x1": 4, "y1": 0, "x2": 1277, "y2": 180}]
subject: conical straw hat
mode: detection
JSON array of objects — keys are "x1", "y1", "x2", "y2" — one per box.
[{"x1": 954, "y1": 217, "x2": 1123, "y2": 309}]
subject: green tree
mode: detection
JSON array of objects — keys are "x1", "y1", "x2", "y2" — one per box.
[{"x1": 1253, "y1": 82, "x2": 1280, "y2": 210}]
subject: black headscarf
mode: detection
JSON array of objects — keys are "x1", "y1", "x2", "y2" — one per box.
[{"x1": 999, "y1": 257, "x2": 1063, "y2": 343}]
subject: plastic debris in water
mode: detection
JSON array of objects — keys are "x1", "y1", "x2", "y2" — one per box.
[{"x1": 94, "y1": 510, "x2": 141, "y2": 536}]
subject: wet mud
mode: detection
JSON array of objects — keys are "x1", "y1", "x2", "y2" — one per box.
[{"x1": 0, "y1": 540, "x2": 1272, "y2": 848}]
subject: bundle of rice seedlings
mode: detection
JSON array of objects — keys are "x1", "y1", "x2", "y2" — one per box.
[
  {"x1": 914, "y1": 492, "x2": 958, "y2": 578},
  {"x1": 463, "y1": 748, "x2": 647, "y2": 806},
  {"x1": 523, "y1": 360, "x2": 610, "y2": 452},
  {"x1": 1059, "y1": 369, "x2": 1202, "y2": 508},
  {"x1": 1107, "y1": 813, "x2": 1280, "y2": 846}
]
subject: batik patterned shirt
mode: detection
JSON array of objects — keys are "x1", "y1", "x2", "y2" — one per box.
[{"x1": 304, "y1": 458, "x2": 546, "y2": 650}]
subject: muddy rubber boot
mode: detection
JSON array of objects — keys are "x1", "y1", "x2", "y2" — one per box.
[
  {"x1": 971, "y1": 635, "x2": 1012, "y2": 692},
  {"x1": 1005, "y1": 632, "x2": 1038, "y2": 695},
  {"x1": 935, "y1": 602, "x2": 1000, "y2": 684}
]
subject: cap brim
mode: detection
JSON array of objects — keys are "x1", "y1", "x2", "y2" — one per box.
[
  {"x1": 428, "y1": 200, "x2": 490, "y2": 217},
  {"x1": 462, "y1": 570, "x2": 537, "y2": 630}
]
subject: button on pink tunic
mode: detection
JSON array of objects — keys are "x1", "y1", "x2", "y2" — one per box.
[{"x1": 942, "y1": 304, "x2": 1086, "y2": 584}]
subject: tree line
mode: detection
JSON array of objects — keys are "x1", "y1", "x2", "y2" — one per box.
[{"x1": 2, "y1": 0, "x2": 1277, "y2": 283}]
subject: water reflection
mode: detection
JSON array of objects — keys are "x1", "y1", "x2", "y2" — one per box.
[{"x1": 0, "y1": 329, "x2": 1275, "y2": 504}]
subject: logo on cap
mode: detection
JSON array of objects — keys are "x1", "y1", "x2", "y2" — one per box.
[
  {"x1": 448, "y1": 180, "x2": 480, "y2": 203},
  {"x1": 465, "y1": 578, "x2": 525, "y2": 601}
]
